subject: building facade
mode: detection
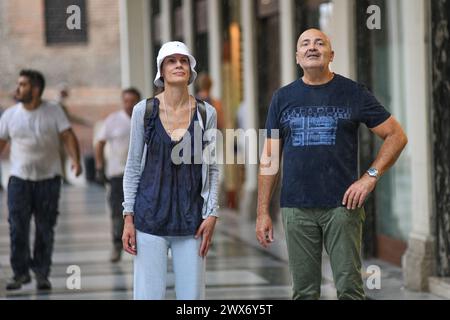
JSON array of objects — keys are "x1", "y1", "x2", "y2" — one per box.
[
  {"x1": 119, "y1": 0, "x2": 449, "y2": 296},
  {"x1": 0, "y1": 0, "x2": 123, "y2": 154}
]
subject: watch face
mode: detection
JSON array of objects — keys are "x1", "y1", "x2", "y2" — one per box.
[{"x1": 368, "y1": 168, "x2": 378, "y2": 177}]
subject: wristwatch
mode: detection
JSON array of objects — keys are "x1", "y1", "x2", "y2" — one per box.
[{"x1": 366, "y1": 167, "x2": 379, "y2": 179}]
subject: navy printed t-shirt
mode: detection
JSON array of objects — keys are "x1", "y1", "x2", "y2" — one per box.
[{"x1": 265, "y1": 74, "x2": 391, "y2": 208}]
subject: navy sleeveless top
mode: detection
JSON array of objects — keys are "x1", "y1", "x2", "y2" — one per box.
[{"x1": 134, "y1": 98, "x2": 204, "y2": 236}]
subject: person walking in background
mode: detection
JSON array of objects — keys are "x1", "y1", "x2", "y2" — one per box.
[
  {"x1": 0, "y1": 70, "x2": 82, "y2": 291},
  {"x1": 195, "y1": 72, "x2": 224, "y2": 131},
  {"x1": 56, "y1": 83, "x2": 92, "y2": 184},
  {"x1": 94, "y1": 87, "x2": 141, "y2": 263},
  {"x1": 256, "y1": 29, "x2": 408, "y2": 300},
  {"x1": 195, "y1": 73, "x2": 229, "y2": 208},
  {"x1": 121, "y1": 41, "x2": 219, "y2": 300}
]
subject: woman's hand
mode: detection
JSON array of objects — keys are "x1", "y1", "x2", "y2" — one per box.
[
  {"x1": 195, "y1": 216, "x2": 217, "y2": 258},
  {"x1": 122, "y1": 215, "x2": 137, "y2": 255}
]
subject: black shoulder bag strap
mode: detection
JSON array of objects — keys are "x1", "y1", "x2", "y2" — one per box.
[
  {"x1": 146, "y1": 98, "x2": 206, "y2": 128},
  {"x1": 144, "y1": 97, "x2": 207, "y2": 135},
  {"x1": 144, "y1": 98, "x2": 155, "y2": 144},
  {"x1": 196, "y1": 98, "x2": 207, "y2": 130}
]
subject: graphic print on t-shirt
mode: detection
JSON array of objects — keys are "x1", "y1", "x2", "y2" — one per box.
[{"x1": 280, "y1": 106, "x2": 351, "y2": 147}]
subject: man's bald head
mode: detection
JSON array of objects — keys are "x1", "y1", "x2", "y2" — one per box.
[
  {"x1": 296, "y1": 28, "x2": 335, "y2": 72},
  {"x1": 297, "y1": 29, "x2": 333, "y2": 50}
]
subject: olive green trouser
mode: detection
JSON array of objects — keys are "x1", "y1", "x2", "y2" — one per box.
[{"x1": 281, "y1": 207, "x2": 366, "y2": 300}]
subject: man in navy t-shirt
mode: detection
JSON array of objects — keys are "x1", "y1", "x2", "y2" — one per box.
[{"x1": 256, "y1": 29, "x2": 408, "y2": 300}]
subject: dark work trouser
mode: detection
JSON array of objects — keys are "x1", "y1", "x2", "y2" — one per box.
[
  {"x1": 281, "y1": 207, "x2": 366, "y2": 300},
  {"x1": 8, "y1": 176, "x2": 61, "y2": 279},
  {"x1": 108, "y1": 176, "x2": 124, "y2": 251}
]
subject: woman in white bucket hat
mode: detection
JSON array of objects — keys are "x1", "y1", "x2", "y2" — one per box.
[{"x1": 121, "y1": 41, "x2": 219, "y2": 300}]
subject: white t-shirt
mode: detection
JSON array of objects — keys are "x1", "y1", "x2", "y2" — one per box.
[
  {"x1": 0, "y1": 101, "x2": 71, "y2": 181},
  {"x1": 97, "y1": 110, "x2": 131, "y2": 178}
]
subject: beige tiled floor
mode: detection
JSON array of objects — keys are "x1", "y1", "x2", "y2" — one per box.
[
  {"x1": 0, "y1": 184, "x2": 305, "y2": 300},
  {"x1": 0, "y1": 173, "x2": 442, "y2": 300}
]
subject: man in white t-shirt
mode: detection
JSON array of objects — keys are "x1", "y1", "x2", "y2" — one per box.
[
  {"x1": 95, "y1": 88, "x2": 141, "y2": 262},
  {"x1": 0, "y1": 70, "x2": 82, "y2": 291}
]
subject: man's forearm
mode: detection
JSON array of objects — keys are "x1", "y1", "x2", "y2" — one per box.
[
  {"x1": 370, "y1": 131, "x2": 408, "y2": 177},
  {"x1": 94, "y1": 141, "x2": 106, "y2": 170},
  {"x1": 257, "y1": 171, "x2": 279, "y2": 215},
  {"x1": 258, "y1": 138, "x2": 281, "y2": 215},
  {"x1": 0, "y1": 139, "x2": 7, "y2": 155},
  {"x1": 63, "y1": 130, "x2": 81, "y2": 165}
]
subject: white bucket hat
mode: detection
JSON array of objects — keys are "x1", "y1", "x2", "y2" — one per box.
[{"x1": 154, "y1": 41, "x2": 197, "y2": 88}]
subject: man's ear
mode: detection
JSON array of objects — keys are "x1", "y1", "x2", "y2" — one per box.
[
  {"x1": 32, "y1": 86, "x2": 41, "y2": 99},
  {"x1": 330, "y1": 50, "x2": 335, "y2": 63}
]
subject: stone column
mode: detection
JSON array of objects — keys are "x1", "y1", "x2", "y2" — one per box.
[
  {"x1": 430, "y1": 0, "x2": 450, "y2": 277},
  {"x1": 160, "y1": 0, "x2": 172, "y2": 43},
  {"x1": 119, "y1": 0, "x2": 152, "y2": 97},
  {"x1": 207, "y1": 0, "x2": 223, "y2": 99},
  {"x1": 240, "y1": 0, "x2": 259, "y2": 219},
  {"x1": 327, "y1": 0, "x2": 356, "y2": 79},
  {"x1": 401, "y1": 0, "x2": 435, "y2": 291},
  {"x1": 279, "y1": 0, "x2": 296, "y2": 86},
  {"x1": 183, "y1": 0, "x2": 194, "y2": 50}
]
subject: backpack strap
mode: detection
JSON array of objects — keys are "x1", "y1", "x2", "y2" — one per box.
[
  {"x1": 144, "y1": 97, "x2": 207, "y2": 134},
  {"x1": 196, "y1": 98, "x2": 207, "y2": 130},
  {"x1": 144, "y1": 98, "x2": 155, "y2": 134}
]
